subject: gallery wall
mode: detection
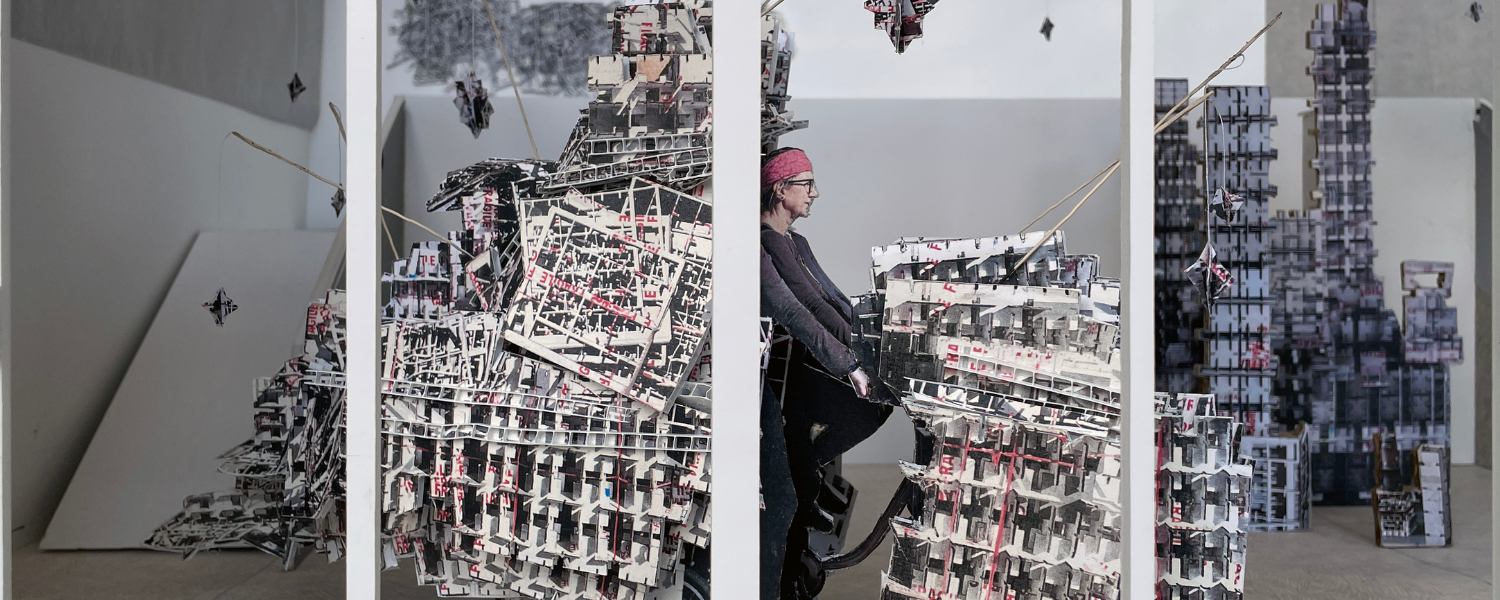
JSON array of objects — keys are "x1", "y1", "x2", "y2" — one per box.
[
  {"x1": 780, "y1": 0, "x2": 1267, "y2": 99},
  {"x1": 8, "y1": 42, "x2": 315, "y2": 546},
  {"x1": 782, "y1": 98, "x2": 1123, "y2": 292},
  {"x1": 11, "y1": 0, "x2": 325, "y2": 129},
  {"x1": 305, "y1": 0, "x2": 346, "y2": 230}
]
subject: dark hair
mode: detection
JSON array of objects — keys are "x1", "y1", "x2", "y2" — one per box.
[{"x1": 761, "y1": 147, "x2": 801, "y2": 214}]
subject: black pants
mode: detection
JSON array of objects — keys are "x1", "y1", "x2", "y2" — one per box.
[
  {"x1": 761, "y1": 385, "x2": 797, "y2": 600},
  {"x1": 784, "y1": 361, "x2": 889, "y2": 491},
  {"x1": 764, "y1": 356, "x2": 890, "y2": 598}
]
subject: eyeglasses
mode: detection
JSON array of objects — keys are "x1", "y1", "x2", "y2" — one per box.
[{"x1": 783, "y1": 178, "x2": 817, "y2": 191}]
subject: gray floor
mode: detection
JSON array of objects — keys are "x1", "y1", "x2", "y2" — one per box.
[
  {"x1": 15, "y1": 540, "x2": 441, "y2": 599},
  {"x1": 822, "y1": 463, "x2": 1494, "y2": 600},
  {"x1": 14, "y1": 465, "x2": 1494, "y2": 599}
]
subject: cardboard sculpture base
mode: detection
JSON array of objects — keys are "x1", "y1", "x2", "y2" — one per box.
[{"x1": 41, "y1": 229, "x2": 337, "y2": 549}]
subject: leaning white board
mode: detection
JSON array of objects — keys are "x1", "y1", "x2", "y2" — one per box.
[{"x1": 41, "y1": 229, "x2": 338, "y2": 549}]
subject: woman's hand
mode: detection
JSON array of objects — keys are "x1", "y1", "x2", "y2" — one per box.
[{"x1": 850, "y1": 368, "x2": 872, "y2": 398}]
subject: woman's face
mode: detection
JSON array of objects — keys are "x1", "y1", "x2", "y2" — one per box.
[{"x1": 778, "y1": 170, "x2": 818, "y2": 219}]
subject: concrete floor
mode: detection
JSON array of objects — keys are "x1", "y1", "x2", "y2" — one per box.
[
  {"x1": 821, "y1": 463, "x2": 1494, "y2": 600},
  {"x1": 15, "y1": 540, "x2": 444, "y2": 599},
  {"x1": 13, "y1": 465, "x2": 1493, "y2": 599}
]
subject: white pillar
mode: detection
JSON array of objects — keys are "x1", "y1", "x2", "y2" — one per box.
[
  {"x1": 710, "y1": 2, "x2": 760, "y2": 599},
  {"x1": 1120, "y1": 1, "x2": 1155, "y2": 598},
  {"x1": 0, "y1": 0, "x2": 11, "y2": 595},
  {"x1": 344, "y1": 1, "x2": 380, "y2": 598},
  {"x1": 1491, "y1": 10, "x2": 1499, "y2": 599}
]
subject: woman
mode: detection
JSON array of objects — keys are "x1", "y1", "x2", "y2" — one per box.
[{"x1": 759, "y1": 147, "x2": 888, "y2": 599}]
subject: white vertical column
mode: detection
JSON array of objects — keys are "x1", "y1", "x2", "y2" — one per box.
[
  {"x1": 710, "y1": 2, "x2": 759, "y2": 599},
  {"x1": 345, "y1": 1, "x2": 381, "y2": 598},
  {"x1": 0, "y1": 0, "x2": 11, "y2": 597},
  {"x1": 1120, "y1": 1, "x2": 1155, "y2": 599},
  {"x1": 1492, "y1": 15, "x2": 1499, "y2": 600}
]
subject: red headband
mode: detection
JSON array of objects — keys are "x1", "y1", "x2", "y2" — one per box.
[{"x1": 761, "y1": 149, "x2": 813, "y2": 190}]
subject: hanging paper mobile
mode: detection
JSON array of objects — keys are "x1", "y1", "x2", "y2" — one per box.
[
  {"x1": 203, "y1": 288, "x2": 239, "y2": 327},
  {"x1": 1185, "y1": 242, "x2": 1234, "y2": 307},
  {"x1": 454, "y1": 73, "x2": 495, "y2": 138},
  {"x1": 330, "y1": 188, "x2": 346, "y2": 216},
  {"x1": 1209, "y1": 188, "x2": 1245, "y2": 223},
  {"x1": 1040, "y1": 17, "x2": 1055, "y2": 41},
  {"x1": 864, "y1": 0, "x2": 943, "y2": 53},
  {"x1": 288, "y1": 73, "x2": 307, "y2": 102},
  {"x1": 1470, "y1": 2, "x2": 1484, "y2": 21}
]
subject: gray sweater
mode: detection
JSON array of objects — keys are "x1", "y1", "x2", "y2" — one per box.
[{"x1": 760, "y1": 246, "x2": 858, "y2": 375}]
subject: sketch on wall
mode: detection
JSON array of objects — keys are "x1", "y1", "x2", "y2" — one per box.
[{"x1": 388, "y1": 0, "x2": 613, "y2": 96}]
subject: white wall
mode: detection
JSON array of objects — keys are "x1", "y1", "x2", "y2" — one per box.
[
  {"x1": 776, "y1": 0, "x2": 1263, "y2": 100},
  {"x1": 1267, "y1": 97, "x2": 1308, "y2": 213},
  {"x1": 784, "y1": 98, "x2": 1124, "y2": 291},
  {"x1": 9, "y1": 41, "x2": 312, "y2": 545},
  {"x1": 305, "y1": 0, "x2": 345, "y2": 230},
  {"x1": 1370, "y1": 98, "x2": 1481, "y2": 465}
]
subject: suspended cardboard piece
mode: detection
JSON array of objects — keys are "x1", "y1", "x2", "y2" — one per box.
[
  {"x1": 862, "y1": 0, "x2": 942, "y2": 53},
  {"x1": 329, "y1": 188, "x2": 345, "y2": 216},
  {"x1": 1185, "y1": 242, "x2": 1234, "y2": 306},
  {"x1": 453, "y1": 72, "x2": 494, "y2": 138},
  {"x1": 288, "y1": 72, "x2": 306, "y2": 101},
  {"x1": 203, "y1": 288, "x2": 238, "y2": 327}
]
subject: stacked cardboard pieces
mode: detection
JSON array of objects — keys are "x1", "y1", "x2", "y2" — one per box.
[{"x1": 864, "y1": 230, "x2": 1252, "y2": 600}]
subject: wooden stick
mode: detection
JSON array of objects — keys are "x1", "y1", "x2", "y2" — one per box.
[
  {"x1": 481, "y1": 0, "x2": 541, "y2": 160},
  {"x1": 1014, "y1": 93, "x2": 1203, "y2": 235},
  {"x1": 1157, "y1": 12, "x2": 1282, "y2": 128},
  {"x1": 231, "y1": 131, "x2": 344, "y2": 191},
  {"x1": 378, "y1": 208, "x2": 400, "y2": 258},
  {"x1": 1153, "y1": 93, "x2": 1211, "y2": 135},
  {"x1": 380, "y1": 205, "x2": 476, "y2": 259},
  {"x1": 1018, "y1": 161, "x2": 1116, "y2": 235},
  {"x1": 762, "y1": 0, "x2": 789, "y2": 16},
  {"x1": 1010, "y1": 162, "x2": 1122, "y2": 275},
  {"x1": 1013, "y1": 17, "x2": 1263, "y2": 237}
]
